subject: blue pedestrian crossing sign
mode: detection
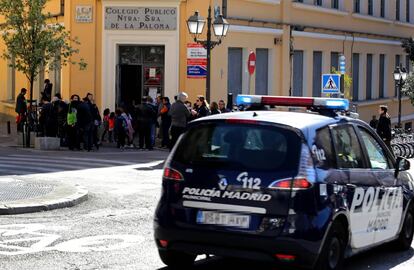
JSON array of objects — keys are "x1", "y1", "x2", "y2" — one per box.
[{"x1": 322, "y1": 74, "x2": 341, "y2": 94}]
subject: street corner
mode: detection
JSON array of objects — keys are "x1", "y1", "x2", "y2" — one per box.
[{"x1": 0, "y1": 177, "x2": 88, "y2": 215}]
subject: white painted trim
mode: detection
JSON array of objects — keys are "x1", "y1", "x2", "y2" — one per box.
[
  {"x1": 394, "y1": 21, "x2": 414, "y2": 28},
  {"x1": 183, "y1": 201, "x2": 267, "y2": 214},
  {"x1": 101, "y1": 1, "x2": 180, "y2": 112},
  {"x1": 230, "y1": 25, "x2": 283, "y2": 35},
  {"x1": 244, "y1": 0, "x2": 280, "y2": 5},
  {"x1": 292, "y1": 2, "x2": 348, "y2": 16},
  {"x1": 292, "y1": 31, "x2": 402, "y2": 46},
  {"x1": 352, "y1": 13, "x2": 394, "y2": 24}
]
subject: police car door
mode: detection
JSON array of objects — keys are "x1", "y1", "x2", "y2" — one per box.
[
  {"x1": 330, "y1": 124, "x2": 379, "y2": 249},
  {"x1": 356, "y1": 126, "x2": 403, "y2": 244}
]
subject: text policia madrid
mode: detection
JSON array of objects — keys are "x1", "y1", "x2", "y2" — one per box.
[
  {"x1": 182, "y1": 187, "x2": 272, "y2": 202},
  {"x1": 350, "y1": 187, "x2": 403, "y2": 233}
]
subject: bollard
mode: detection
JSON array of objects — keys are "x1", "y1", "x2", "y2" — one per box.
[{"x1": 7, "y1": 121, "x2": 11, "y2": 135}]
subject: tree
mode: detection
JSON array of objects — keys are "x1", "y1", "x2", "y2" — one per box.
[
  {"x1": 0, "y1": 0, "x2": 86, "y2": 146},
  {"x1": 331, "y1": 68, "x2": 353, "y2": 100}
]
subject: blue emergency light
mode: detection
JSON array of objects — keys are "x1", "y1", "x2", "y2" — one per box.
[{"x1": 236, "y1": 95, "x2": 349, "y2": 111}]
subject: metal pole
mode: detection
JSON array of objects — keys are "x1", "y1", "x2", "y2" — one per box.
[
  {"x1": 398, "y1": 79, "x2": 402, "y2": 128},
  {"x1": 206, "y1": 6, "x2": 212, "y2": 102},
  {"x1": 7, "y1": 121, "x2": 11, "y2": 135}
]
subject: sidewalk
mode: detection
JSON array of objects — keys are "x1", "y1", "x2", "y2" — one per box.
[{"x1": 0, "y1": 177, "x2": 88, "y2": 215}]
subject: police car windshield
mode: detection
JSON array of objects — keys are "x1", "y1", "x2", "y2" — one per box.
[{"x1": 173, "y1": 122, "x2": 301, "y2": 172}]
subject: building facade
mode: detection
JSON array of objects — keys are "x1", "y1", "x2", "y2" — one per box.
[{"x1": 0, "y1": 0, "x2": 413, "y2": 126}]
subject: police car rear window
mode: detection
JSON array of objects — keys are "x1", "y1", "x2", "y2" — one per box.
[{"x1": 173, "y1": 122, "x2": 301, "y2": 172}]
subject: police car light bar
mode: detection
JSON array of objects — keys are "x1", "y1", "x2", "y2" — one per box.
[{"x1": 236, "y1": 95, "x2": 349, "y2": 111}]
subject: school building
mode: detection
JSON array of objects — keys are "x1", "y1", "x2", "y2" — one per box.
[{"x1": 0, "y1": 0, "x2": 414, "y2": 126}]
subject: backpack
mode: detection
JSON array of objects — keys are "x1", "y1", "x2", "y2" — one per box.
[{"x1": 67, "y1": 104, "x2": 77, "y2": 126}]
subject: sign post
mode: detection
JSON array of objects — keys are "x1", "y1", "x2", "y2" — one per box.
[
  {"x1": 248, "y1": 51, "x2": 256, "y2": 94},
  {"x1": 322, "y1": 74, "x2": 341, "y2": 97},
  {"x1": 339, "y1": 55, "x2": 346, "y2": 98}
]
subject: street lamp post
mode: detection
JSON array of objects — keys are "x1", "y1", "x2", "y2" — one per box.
[
  {"x1": 394, "y1": 66, "x2": 408, "y2": 128},
  {"x1": 187, "y1": 7, "x2": 229, "y2": 101}
]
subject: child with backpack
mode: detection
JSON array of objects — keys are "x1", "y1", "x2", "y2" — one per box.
[
  {"x1": 115, "y1": 109, "x2": 127, "y2": 149},
  {"x1": 101, "y1": 108, "x2": 110, "y2": 142}
]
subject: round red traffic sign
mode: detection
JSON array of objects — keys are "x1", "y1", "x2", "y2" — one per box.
[{"x1": 248, "y1": 51, "x2": 256, "y2": 75}]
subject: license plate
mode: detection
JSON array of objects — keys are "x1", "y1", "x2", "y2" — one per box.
[{"x1": 196, "y1": 211, "x2": 251, "y2": 229}]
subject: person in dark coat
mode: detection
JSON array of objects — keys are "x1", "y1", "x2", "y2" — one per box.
[
  {"x1": 77, "y1": 98, "x2": 94, "y2": 151},
  {"x1": 39, "y1": 97, "x2": 58, "y2": 137},
  {"x1": 210, "y1": 102, "x2": 221, "y2": 115},
  {"x1": 115, "y1": 108, "x2": 127, "y2": 149},
  {"x1": 136, "y1": 97, "x2": 156, "y2": 150},
  {"x1": 159, "y1": 97, "x2": 172, "y2": 148},
  {"x1": 377, "y1": 105, "x2": 392, "y2": 150},
  {"x1": 52, "y1": 94, "x2": 68, "y2": 145},
  {"x1": 84, "y1": 93, "x2": 101, "y2": 149},
  {"x1": 15, "y1": 88, "x2": 27, "y2": 132},
  {"x1": 369, "y1": 115, "x2": 379, "y2": 129},
  {"x1": 169, "y1": 92, "x2": 192, "y2": 150},
  {"x1": 218, "y1": 100, "x2": 231, "y2": 113},
  {"x1": 195, "y1": 96, "x2": 211, "y2": 119},
  {"x1": 42, "y1": 79, "x2": 53, "y2": 102}
]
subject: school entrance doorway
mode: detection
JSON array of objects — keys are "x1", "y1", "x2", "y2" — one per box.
[{"x1": 116, "y1": 45, "x2": 165, "y2": 108}]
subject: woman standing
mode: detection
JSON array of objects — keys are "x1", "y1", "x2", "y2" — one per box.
[
  {"x1": 210, "y1": 102, "x2": 221, "y2": 115},
  {"x1": 195, "y1": 96, "x2": 211, "y2": 119},
  {"x1": 160, "y1": 97, "x2": 172, "y2": 148}
]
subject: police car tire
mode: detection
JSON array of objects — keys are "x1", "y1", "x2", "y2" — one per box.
[
  {"x1": 393, "y1": 206, "x2": 414, "y2": 251},
  {"x1": 158, "y1": 249, "x2": 196, "y2": 268},
  {"x1": 314, "y1": 223, "x2": 346, "y2": 270}
]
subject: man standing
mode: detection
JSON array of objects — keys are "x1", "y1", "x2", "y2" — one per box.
[
  {"x1": 42, "y1": 79, "x2": 53, "y2": 102},
  {"x1": 218, "y1": 100, "x2": 230, "y2": 113},
  {"x1": 77, "y1": 98, "x2": 94, "y2": 151},
  {"x1": 369, "y1": 115, "x2": 379, "y2": 129},
  {"x1": 377, "y1": 105, "x2": 392, "y2": 150},
  {"x1": 136, "y1": 97, "x2": 156, "y2": 150},
  {"x1": 169, "y1": 92, "x2": 191, "y2": 150},
  {"x1": 15, "y1": 88, "x2": 27, "y2": 132}
]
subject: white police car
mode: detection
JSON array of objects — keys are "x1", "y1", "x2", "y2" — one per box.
[{"x1": 154, "y1": 95, "x2": 414, "y2": 270}]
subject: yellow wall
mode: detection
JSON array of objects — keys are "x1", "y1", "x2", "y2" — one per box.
[{"x1": 1, "y1": 0, "x2": 414, "y2": 127}]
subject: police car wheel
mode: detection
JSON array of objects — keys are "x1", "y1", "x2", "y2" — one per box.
[
  {"x1": 158, "y1": 249, "x2": 196, "y2": 268},
  {"x1": 393, "y1": 207, "x2": 414, "y2": 250},
  {"x1": 314, "y1": 223, "x2": 346, "y2": 270}
]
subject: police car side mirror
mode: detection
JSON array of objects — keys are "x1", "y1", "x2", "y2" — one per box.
[{"x1": 396, "y1": 157, "x2": 410, "y2": 176}]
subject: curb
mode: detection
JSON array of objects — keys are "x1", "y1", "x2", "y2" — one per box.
[{"x1": 0, "y1": 184, "x2": 89, "y2": 215}]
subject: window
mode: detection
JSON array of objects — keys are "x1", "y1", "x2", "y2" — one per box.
[
  {"x1": 358, "y1": 128, "x2": 390, "y2": 170},
  {"x1": 331, "y1": 52, "x2": 339, "y2": 72},
  {"x1": 331, "y1": 0, "x2": 339, "y2": 9},
  {"x1": 379, "y1": 54, "x2": 385, "y2": 98},
  {"x1": 380, "y1": 0, "x2": 385, "y2": 17},
  {"x1": 352, "y1": 53, "x2": 360, "y2": 101},
  {"x1": 331, "y1": 125, "x2": 365, "y2": 169},
  {"x1": 396, "y1": 0, "x2": 401, "y2": 21},
  {"x1": 314, "y1": 0, "x2": 322, "y2": 6},
  {"x1": 293, "y1": 50, "x2": 304, "y2": 96},
  {"x1": 406, "y1": 55, "x2": 412, "y2": 73},
  {"x1": 354, "y1": 0, "x2": 360, "y2": 13},
  {"x1": 407, "y1": 0, "x2": 411, "y2": 22},
  {"x1": 255, "y1": 49, "x2": 269, "y2": 95},
  {"x1": 313, "y1": 127, "x2": 335, "y2": 169},
  {"x1": 228, "y1": 48, "x2": 243, "y2": 97},
  {"x1": 366, "y1": 54, "x2": 373, "y2": 100},
  {"x1": 368, "y1": 0, "x2": 373, "y2": 15},
  {"x1": 313, "y1": 51, "x2": 323, "y2": 97},
  {"x1": 173, "y1": 123, "x2": 302, "y2": 173},
  {"x1": 7, "y1": 55, "x2": 16, "y2": 101}
]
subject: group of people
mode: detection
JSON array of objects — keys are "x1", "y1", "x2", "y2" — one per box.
[{"x1": 15, "y1": 86, "x2": 231, "y2": 151}]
